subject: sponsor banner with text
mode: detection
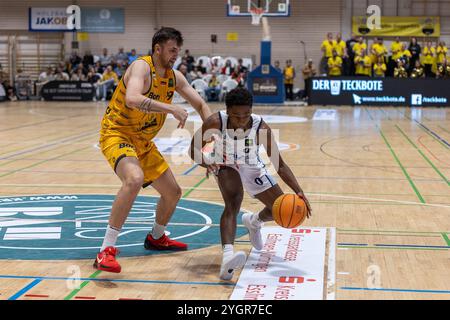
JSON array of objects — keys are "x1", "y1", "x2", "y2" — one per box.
[
  {"x1": 309, "y1": 77, "x2": 450, "y2": 106},
  {"x1": 231, "y1": 227, "x2": 328, "y2": 300},
  {"x1": 352, "y1": 16, "x2": 440, "y2": 37}
]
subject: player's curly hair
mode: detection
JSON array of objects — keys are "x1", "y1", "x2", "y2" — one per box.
[
  {"x1": 225, "y1": 87, "x2": 253, "y2": 109},
  {"x1": 152, "y1": 27, "x2": 184, "y2": 53}
]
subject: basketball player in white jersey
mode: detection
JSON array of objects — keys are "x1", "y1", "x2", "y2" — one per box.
[{"x1": 189, "y1": 87, "x2": 312, "y2": 280}]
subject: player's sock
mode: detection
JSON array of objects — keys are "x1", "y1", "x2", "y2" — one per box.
[
  {"x1": 151, "y1": 222, "x2": 166, "y2": 240},
  {"x1": 100, "y1": 225, "x2": 121, "y2": 252},
  {"x1": 222, "y1": 244, "x2": 234, "y2": 260}
]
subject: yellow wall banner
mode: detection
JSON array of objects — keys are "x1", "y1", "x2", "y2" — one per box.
[
  {"x1": 76, "y1": 32, "x2": 89, "y2": 41},
  {"x1": 226, "y1": 32, "x2": 239, "y2": 41},
  {"x1": 352, "y1": 16, "x2": 440, "y2": 37}
]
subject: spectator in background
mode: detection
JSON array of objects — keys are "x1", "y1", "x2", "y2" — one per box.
[
  {"x1": 210, "y1": 59, "x2": 221, "y2": 74},
  {"x1": 436, "y1": 41, "x2": 448, "y2": 67},
  {"x1": 0, "y1": 80, "x2": 6, "y2": 102},
  {"x1": 36, "y1": 66, "x2": 55, "y2": 96},
  {"x1": 354, "y1": 49, "x2": 372, "y2": 77},
  {"x1": 70, "y1": 63, "x2": 87, "y2": 81},
  {"x1": 3, "y1": 80, "x2": 17, "y2": 101},
  {"x1": 97, "y1": 65, "x2": 118, "y2": 101},
  {"x1": 408, "y1": 37, "x2": 421, "y2": 72},
  {"x1": 69, "y1": 51, "x2": 82, "y2": 70},
  {"x1": 370, "y1": 37, "x2": 387, "y2": 65},
  {"x1": 436, "y1": 57, "x2": 449, "y2": 79},
  {"x1": 345, "y1": 33, "x2": 358, "y2": 75},
  {"x1": 410, "y1": 59, "x2": 425, "y2": 78},
  {"x1": 99, "y1": 48, "x2": 112, "y2": 67},
  {"x1": 114, "y1": 61, "x2": 128, "y2": 79},
  {"x1": 302, "y1": 58, "x2": 316, "y2": 100},
  {"x1": 320, "y1": 32, "x2": 335, "y2": 74},
  {"x1": 235, "y1": 58, "x2": 248, "y2": 83},
  {"x1": 177, "y1": 63, "x2": 192, "y2": 84},
  {"x1": 373, "y1": 56, "x2": 387, "y2": 78},
  {"x1": 128, "y1": 49, "x2": 139, "y2": 64},
  {"x1": 189, "y1": 65, "x2": 204, "y2": 80},
  {"x1": 231, "y1": 69, "x2": 245, "y2": 87},
  {"x1": 422, "y1": 41, "x2": 436, "y2": 77},
  {"x1": 75, "y1": 63, "x2": 88, "y2": 77},
  {"x1": 400, "y1": 43, "x2": 412, "y2": 70},
  {"x1": 352, "y1": 36, "x2": 367, "y2": 57},
  {"x1": 327, "y1": 49, "x2": 342, "y2": 77},
  {"x1": 353, "y1": 37, "x2": 368, "y2": 75},
  {"x1": 221, "y1": 60, "x2": 234, "y2": 76},
  {"x1": 388, "y1": 37, "x2": 403, "y2": 77},
  {"x1": 236, "y1": 58, "x2": 248, "y2": 74},
  {"x1": 283, "y1": 59, "x2": 295, "y2": 101},
  {"x1": 54, "y1": 67, "x2": 70, "y2": 81},
  {"x1": 71, "y1": 68, "x2": 87, "y2": 81},
  {"x1": 394, "y1": 59, "x2": 408, "y2": 78},
  {"x1": 38, "y1": 66, "x2": 55, "y2": 83},
  {"x1": 196, "y1": 59, "x2": 207, "y2": 74},
  {"x1": 115, "y1": 47, "x2": 129, "y2": 66},
  {"x1": 86, "y1": 67, "x2": 100, "y2": 82},
  {"x1": 183, "y1": 49, "x2": 195, "y2": 71},
  {"x1": 274, "y1": 60, "x2": 282, "y2": 73},
  {"x1": 15, "y1": 68, "x2": 32, "y2": 99},
  {"x1": 335, "y1": 33, "x2": 348, "y2": 75},
  {"x1": 82, "y1": 50, "x2": 94, "y2": 67},
  {"x1": 94, "y1": 61, "x2": 105, "y2": 75},
  {"x1": 58, "y1": 61, "x2": 69, "y2": 74},
  {"x1": 335, "y1": 33, "x2": 347, "y2": 58},
  {"x1": 205, "y1": 73, "x2": 220, "y2": 102},
  {"x1": 86, "y1": 67, "x2": 101, "y2": 101}
]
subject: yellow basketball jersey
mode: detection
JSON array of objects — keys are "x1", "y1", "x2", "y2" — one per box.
[{"x1": 101, "y1": 55, "x2": 176, "y2": 140}]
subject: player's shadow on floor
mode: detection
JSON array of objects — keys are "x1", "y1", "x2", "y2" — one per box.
[{"x1": 93, "y1": 279, "x2": 118, "y2": 289}]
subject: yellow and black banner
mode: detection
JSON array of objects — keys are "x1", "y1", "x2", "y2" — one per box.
[{"x1": 352, "y1": 16, "x2": 440, "y2": 37}]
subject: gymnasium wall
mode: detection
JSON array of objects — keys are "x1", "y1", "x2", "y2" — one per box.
[
  {"x1": 0, "y1": 0, "x2": 342, "y2": 88},
  {"x1": 1, "y1": 0, "x2": 450, "y2": 87}
]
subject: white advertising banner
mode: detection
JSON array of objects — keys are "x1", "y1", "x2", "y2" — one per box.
[
  {"x1": 231, "y1": 227, "x2": 329, "y2": 300},
  {"x1": 29, "y1": 8, "x2": 70, "y2": 31}
]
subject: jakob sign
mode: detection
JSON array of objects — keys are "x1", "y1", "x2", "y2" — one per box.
[{"x1": 29, "y1": 6, "x2": 124, "y2": 32}]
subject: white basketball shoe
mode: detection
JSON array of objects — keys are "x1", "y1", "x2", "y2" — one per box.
[
  {"x1": 242, "y1": 213, "x2": 264, "y2": 251},
  {"x1": 219, "y1": 251, "x2": 247, "y2": 281}
]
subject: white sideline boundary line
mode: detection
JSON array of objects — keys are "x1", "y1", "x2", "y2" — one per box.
[{"x1": 327, "y1": 227, "x2": 336, "y2": 300}]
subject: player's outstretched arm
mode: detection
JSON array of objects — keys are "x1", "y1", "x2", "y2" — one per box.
[
  {"x1": 174, "y1": 69, "x2": 212, "y2": 121},
  {"x1": 124, "y1": 60, "x2": 188, "y2": 128},
  {"x1": 258, "y1": 120, "x2": 312, "y2": 217},
  {"x1": 189, "y1": 113, "x2": 222, "y2": 175}
]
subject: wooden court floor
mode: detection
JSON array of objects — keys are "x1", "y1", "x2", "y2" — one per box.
[{"x1": 0, "y1": 100, "x2": 449, "y2": 300}]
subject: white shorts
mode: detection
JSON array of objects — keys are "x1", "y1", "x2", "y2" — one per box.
[{"x1": 215, "y1": 165, "x2": 277, "y2": 197}]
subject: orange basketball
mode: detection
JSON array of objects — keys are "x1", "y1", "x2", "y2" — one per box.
[{"x1": 272, "y1": 194, "x2": 307, "y2": 228}]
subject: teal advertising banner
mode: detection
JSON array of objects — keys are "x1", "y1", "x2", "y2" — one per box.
[{"x1": 80, "y1": 8, "x2": 125, "y2": 33}]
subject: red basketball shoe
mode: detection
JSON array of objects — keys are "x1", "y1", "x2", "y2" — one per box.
[
  {"x1": 144, "y1": 233, "x2": 188, "y2": 251},
  {"x1": 93, "y1": 246, "x2": 121, "y2": 273}
]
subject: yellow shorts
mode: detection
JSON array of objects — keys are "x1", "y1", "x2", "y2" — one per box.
[{"x1": 99, "y1": 131, "x2": 169, "y2": 188}]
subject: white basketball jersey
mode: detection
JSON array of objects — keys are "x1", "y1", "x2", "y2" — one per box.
[{"x1": 214, "y1": 111, "x2": 265, "y2": 168}]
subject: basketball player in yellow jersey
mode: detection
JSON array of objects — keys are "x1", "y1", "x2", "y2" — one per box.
[{"x1": 94, "y1": 27, "x2": 212, "y2": 273}]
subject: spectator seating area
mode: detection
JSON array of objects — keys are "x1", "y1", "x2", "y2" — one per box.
[{"x1": 0, "y1": 49, "x2": 253, "y2": 103}]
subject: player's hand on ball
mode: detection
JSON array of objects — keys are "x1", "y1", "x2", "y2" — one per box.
[{"x1": 297, "y1": 191, "x2": 312, "y2": 218}]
